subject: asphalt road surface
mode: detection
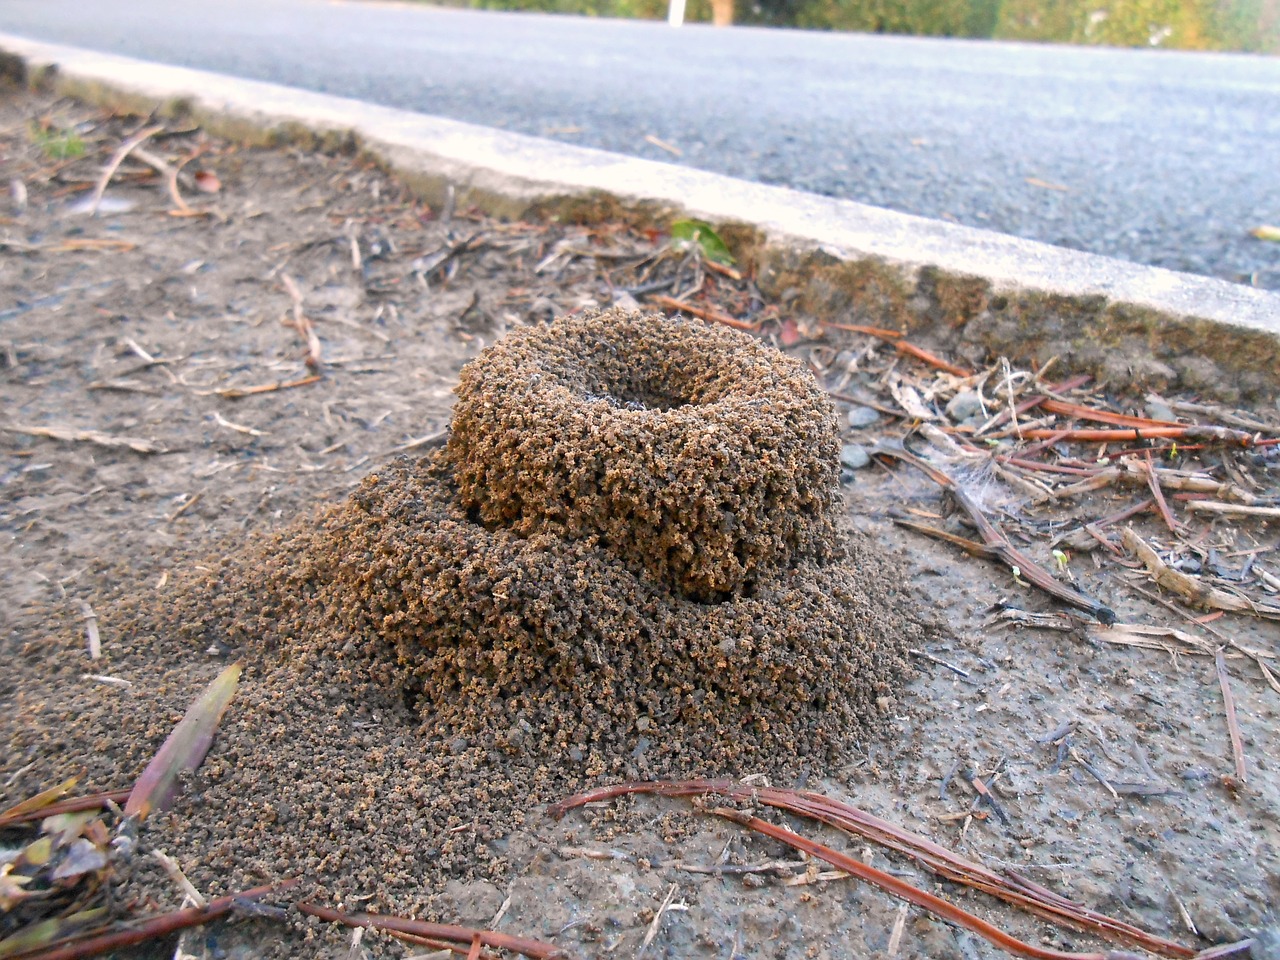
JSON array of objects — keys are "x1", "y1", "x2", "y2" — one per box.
[{"x1": 2, "y1": 0, "x2": 1277, "y2": 288}]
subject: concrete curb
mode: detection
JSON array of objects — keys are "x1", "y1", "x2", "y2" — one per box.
[{"x1": 3, "y1": 32, "x2": 1278, "y2": 399}]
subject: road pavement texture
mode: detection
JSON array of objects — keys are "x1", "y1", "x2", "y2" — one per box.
[{"x1": 1, "y1": 0, "x2": 1277, "y2": 290}]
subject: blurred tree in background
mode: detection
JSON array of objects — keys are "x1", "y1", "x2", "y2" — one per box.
[
  {"x1": 993, "y1": 0, "x2": 1277, "y2": 49},
  {"x1": 452, "y1": 0, "x2": 1278, "y2": 50}
]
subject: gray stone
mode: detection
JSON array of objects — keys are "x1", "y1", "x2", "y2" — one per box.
[
  {"x1": 846, "y1": 405, "x2": 880, "y2": 428},
  {"x1": 840, "y1": 443, "x2": 870, "y2": 470},
  {"x1": 946, "y1": 391, "x2": 985, "y2": 423}
]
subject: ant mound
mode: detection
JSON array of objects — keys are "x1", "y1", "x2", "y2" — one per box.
[
  {"x1": 297, "y1": 457, "x2": 916, "y2": 771},
  {"x1": 191, "y1": 308, "x2": 920, "y2": 771},
  {"x1": 447, "y1": 308, "x2": 842, "y2": 601},
  {"x1": 245, "y1": 308, "x2": 920, "y2": 769}
]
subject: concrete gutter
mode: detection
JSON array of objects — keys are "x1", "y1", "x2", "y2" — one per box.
[{"x1": 3, "y1": 32, "x2": 1278, "y2": 400}]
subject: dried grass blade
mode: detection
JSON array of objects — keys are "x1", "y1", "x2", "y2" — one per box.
[
  {"x1": 951, "y1": 487, "x2": 1115, "y2": 623},
  {"x1": 87, "y1": 124, "x2": 163, "y2": 216},
  {"x1": 207, "y1": 374, "x2": 322, "y2": 399},
  {"x1": 892, "y1": 519, "x2": 993, "y2": 557},
  {"x1": 0, "y1": 777, "x2": 79, "y2": 825},
  {"x1": 3, "y1": 425, "x2": 165, "y2": 455},
  {"x1": 0, "y1": 790, "x2": 131, "y2": 830},
  {"x1": 1214, "y1": 652, "x2": 1248, "y2": 783},
  {"x1": 1140, "y1": 459, "x2": 1181, "y2": 533},
  {"x1": 124, "y1": 663, "x2": 242, "y2": 822},
  {"x1": 1185, "y1": 502, "x2": 1280, "y2": 519}
]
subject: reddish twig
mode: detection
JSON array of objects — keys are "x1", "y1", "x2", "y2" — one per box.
[
  {"x1": 1094, "y1": 498, "x2": 1156, "y2": 529},
  {"x1": 550, "y1": 780, "x2": 1195, "y2": 959},
  {"x1": 821, "y1": 320, "x2": 904, "y2": 339},
  {"x1": 1041, "y1": 373, "x2": 1092, "y2": 393},
  {"x1": 6, "y1": 881, "x2": 296, "y2": 960},
  {"x1": 894, "y1": 340, "x2": 973, "y2": 377},
  {"x1": 1018, "y1": 426, "x2": 1253, "y2": 446},
  {"x1": 296, "y1": 903, "x2": 569, "y2": 959},
  {"x1": 1038, "y1": 398, "x2": 1180, "y2": 429},
  {"x1": 650, "y1": 294, "x2": 757, "y2": 330},
  {"x1": 711, "y1": 806, "x2": 1121, "y2": 960}
]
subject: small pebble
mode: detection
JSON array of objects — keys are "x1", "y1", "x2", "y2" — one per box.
[
  {"x1": 846, "y1": 405, "x2": 880, "y2": 429},
  {"x1": 635, "y1": 715, "x2": 651, "y2": 732},
  {"x1": 1145, "y1": 399, "x2": 1176, "y2": 422},
  {"x1": 839, "y1": 443, "x2": 870, "y2": 470},
  {"x1": 946, "y1": 390, "x2": 985, "y2": 423}
]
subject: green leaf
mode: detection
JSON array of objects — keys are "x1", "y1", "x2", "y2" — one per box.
[
  {"x1": 125, "y1": 663, "x2": 242, "y2": 822},
  {"x1": 28, "y1": 122, "x2": 85, "y2": 161},
  {"x1": 670, "y1": 219, "x2": 735, "y2": 266}
]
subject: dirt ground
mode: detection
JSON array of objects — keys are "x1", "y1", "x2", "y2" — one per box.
[{"x1": 2, "y1": 86, "x2": 1278, "y2": 960}]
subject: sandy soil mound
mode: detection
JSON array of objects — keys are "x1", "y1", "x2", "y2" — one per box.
[
  {"x1": 448, "y1": 308, "x2": 843, "y2": 600},
  {"x1": 187, "y1": 309, "x2": 919, "y2": 770}
]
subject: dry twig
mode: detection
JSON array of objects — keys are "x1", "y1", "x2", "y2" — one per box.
[
  {"x1": 3, "y1": 424, "x2": 165, "y2": 454},
  {"x1": 87, "y1": 124, "x2": 163, "y2": 216}
]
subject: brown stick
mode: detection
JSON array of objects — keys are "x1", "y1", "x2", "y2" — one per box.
[
  {"x1": 894, "y1": 341, "x2": 972, "y2": 377},
  {"x1": 296, "y1": 903, "x2": 569, "y2": 959},
  {"x1": 1018, "y1": 426, "x2": 1253, "y2": 446},
  {"x1": 710, "y1": 807, "x2": 1123, "y2": 960},
  {"x1": 1121, "y1": 527, "x2": 1280, "y2": 619},
  {"x1": 206, "y1": 374, "x2": 322, "y2": 399},
  {"x1": 281, "y1": 274, "x2": 322, "y2": 370},
  {"x1": 550, "y1": 780, "x2": 1193, "y2": 959},
  {"x1": 130, "y1": 145, "x2": 192, "y2": 214},
  {"x1": 650, "y1": 294, "x2": 756, "y2": 330},
  {"x1": 1038, "y1": 398, "x2": 1181, "y2": 429},
  {"x1": 821, "y1": 320, "x2": 904, "y2": 339},
  {"x1": 6, "y1": 881, "x2": 295, "y2": 960},
  {"x1": 1141, "y1": 458, "x2": 1181, "y2": 534}
]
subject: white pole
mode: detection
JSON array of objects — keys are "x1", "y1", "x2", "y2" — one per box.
[{"x1": 668, "y1": 0, "x2": 686, "y2": 27}]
